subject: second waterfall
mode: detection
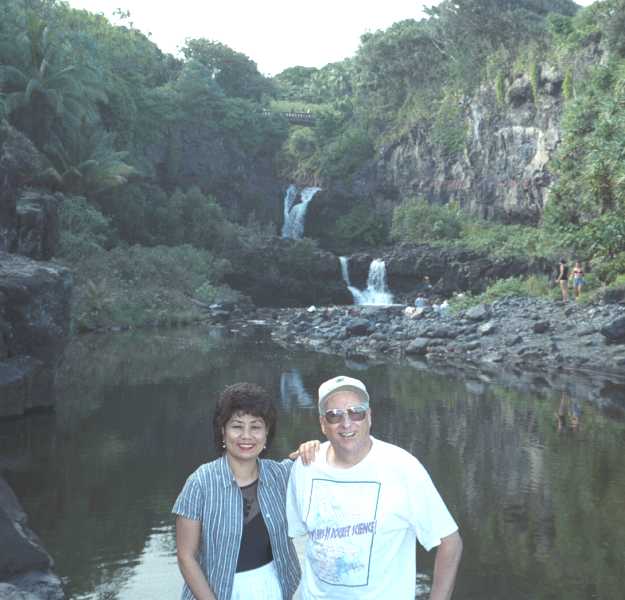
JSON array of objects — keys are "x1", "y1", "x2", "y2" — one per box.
[
  {"x1": 281, "y1": 184, "x2": 321, "y2": 240},
  {"x1": 340, "y1": 257, "x2": 394, "y2": 306}
]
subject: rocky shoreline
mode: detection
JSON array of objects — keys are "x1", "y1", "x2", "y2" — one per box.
[
  {"x1": 210, "y1": 296, "x2": 625, "y2": 414},
  {"x1": 0, "y1": 478, "x2": 64, "y2": 600}
]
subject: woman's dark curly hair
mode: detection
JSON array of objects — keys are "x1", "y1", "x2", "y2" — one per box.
[{"x1": 213, "y1": 382, "x2": 277, "y2": 454}]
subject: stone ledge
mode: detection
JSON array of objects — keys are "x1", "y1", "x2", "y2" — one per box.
[{"x1": 0, "y1": 357, "x2": 54, "y2": 419}]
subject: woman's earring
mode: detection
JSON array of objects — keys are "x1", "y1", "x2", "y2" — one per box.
[{"x1": 222, "y1": 442, "x2": 226, "y2": 448}]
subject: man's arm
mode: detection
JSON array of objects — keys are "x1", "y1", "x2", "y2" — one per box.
[
  {"x1": 176, "y1": 516, "x2": 217, "y2": 600},
  {"x1": 429, "y1": 531, "x2": 462, "y2": 600}
]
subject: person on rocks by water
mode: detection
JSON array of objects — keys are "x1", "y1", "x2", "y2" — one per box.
[
  {"x1": 287, "y1": 375, "x2": 462, "y2": 600},
  {"x1": 571, "y1": 261, "x2": 585, "y2": 300},
  {"x1": 173, "y1": 382, "x2": 319, "y2": 600},
  {"x1": 556, "y1": 258, "x2": 570, "y2": 302},
  {"x1": 556, "y1": 392, "x2": 582, "y2": 433}
]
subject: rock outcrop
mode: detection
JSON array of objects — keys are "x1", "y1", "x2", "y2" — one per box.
[
  {"x1": 224, "y1": 237, "x2": 351, "y2": 307},
  {"x1": 345, "y1": 243, "x2": 549, "y2": 301},
  {"x1": 15, "y1": 191, "x2": 62, "y2": 262},
  {"x1": 0, "y1": 253, "x2": 71, "y2": 418},
  {"x1": 305, "y1": 47, "x2": 604, "y2": 238},
  {"x1": 0, "y1": 121, "x2": 48, "y2": 253},
  {"x1": 0, "y1": 478, "x2": 64, "y2": 599},
  {"x1": 144, "y1": 120, "x2": 284, "y2": 225},
  {"x1": 370, "y1": 67, "x2": 565, "y2": 224},
  {"x1": 260, "y1": 298, "x2": 625, "y2": 412},
  {"x1": 0, "y1": 121, "x2": 72, "y2": 419}
]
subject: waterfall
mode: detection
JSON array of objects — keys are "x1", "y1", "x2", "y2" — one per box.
[
  {"x1": 279, "y1": 370, "x2": 314, "y2": 409},
  {"x1": 339, "y1": 256, "x2": 394, "y2": 306},
  {"x1": 281, "y1": 185, "x2": 321, "y2": 239}
]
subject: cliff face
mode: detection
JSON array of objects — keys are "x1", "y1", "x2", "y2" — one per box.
[
  {"x1": 144, "y1": 121, "x2": 284, "y2": 225},
  {"x1": 342, "y1": 45, "x2": 603, "y2": 226},
  {"x1": 0, "y1": 121, "x2": 72, "y2": 420},
  {"x1": 374, "y1": 69, "x2": 564, "y2": 224}
]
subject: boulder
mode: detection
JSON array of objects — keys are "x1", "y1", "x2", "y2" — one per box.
[
  {"x1": 601, "y1": 316, "x2": 625, "y2": 344},
  {"x1": 406, "y1": 337, "x2": 430, "y2": 355},
  {"x1": 478, "y1": 321, "x2": 497, "y2": 336},
  {"x1": 465, "y1": 304, "x2": 491, "y2": 322},
  {"x1": 0, "y1": 253, "x2": 72, "y2": 363},
  {"x1": 345, "y1": 318, "x2": 374, "y2": 337},
  {"x1": 0, "y1": 478, "x2": 64, "y2": 599},
  {"x1": 533, "y1": 321, "x2": 550, "y2": 334},
  {"x1": 0, "y1": 357, "x2": 53, "y2": 419},
  {"x1": 602, "y1": 287, "x2": 625, "y2": 304}
]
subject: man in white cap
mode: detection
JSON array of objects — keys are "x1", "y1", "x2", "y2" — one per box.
[{"x1": 286, "y1": 375, "x2": 462, "y2": 600}]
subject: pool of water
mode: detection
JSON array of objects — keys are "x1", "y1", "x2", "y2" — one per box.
[{"x1": 1, "y1": 327, "x2": 624, "y2": 599}]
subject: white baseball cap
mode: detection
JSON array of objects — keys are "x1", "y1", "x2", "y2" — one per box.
[{"x1": 318, "y1": 375, "x2": 370, "y2": 414}]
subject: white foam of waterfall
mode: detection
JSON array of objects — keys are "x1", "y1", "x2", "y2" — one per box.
[
  {"x1": 281, "y1": 185, "x2": 321, "y2": 239},
  {"x1": 339, "y1": 257, "x2": 394, "y2": 306},
  {"x1": 279, "y1": 370, "x2": 314, "y2": 409}
]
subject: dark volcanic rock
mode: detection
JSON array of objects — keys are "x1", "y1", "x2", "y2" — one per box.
[
  {"x1": 465, "y1": 304, "x2": 491, "y2": 322},
  {"x1": 16, "y1": 191, "x2": 62, "y2": 261},
  {"x1": 0, "y1": 253, "x2": 72, "y2": 418},
  {"x1": 224, "y1": 238, "x2": 351, "y2": 307},
  {"x1": 382, "y1": 244, "x2": 546, "y2": 301},
  {"x1": 533, "y1": 321, "x2": 550, "y2": 334},
  {"x1": 602, "y1": 287, "x2": 625, "y2": 305},
  {"x1": 0, "y1": 357, "x2": 53, "y2": 419},
  {"x1": 601, "y1": 317, "x2": 625, "y2": 344},
  {"x1": 0, "y1": 478, "x2": 64, "y2": 599},
  {"x1": 345, "y1": 318, "x2": 374, "y2": 337},
  {"x1": 478, "y1": 321, "x2": 497, "y2": 336},
  {"x1": 406, "y1": 337, "x2": 429, "y2": 355},
  {"x1": 1, "y1": 121, "x2": 45, "y2": 253},
  {"x1": 0, "y1": 253, "x2": 72, "y2": 363}
]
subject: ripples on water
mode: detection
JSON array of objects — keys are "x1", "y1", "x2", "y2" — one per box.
[{"x1": 2, "y1": 328, "x2": 624, "y2": 600}]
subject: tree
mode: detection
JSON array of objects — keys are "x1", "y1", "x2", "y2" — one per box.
[
  {"x1": 0, "y1": 10, "x2": 106, "y2": 148},
  {"x1": 42, "y1": 120, "x2": 137, "y2": 197},
  {"x1": 181, "y1": 39, "x2": 273, "y2": 101}
]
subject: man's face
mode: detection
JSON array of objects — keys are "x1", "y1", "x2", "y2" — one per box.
[{"x1": 320, "y1": 390, "x2": 372, "y2": 458}]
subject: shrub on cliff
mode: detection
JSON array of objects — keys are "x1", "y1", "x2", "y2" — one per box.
[
  {"x1": 58, "y1": 195, "x2": 115, "y2": 261},
  {"x1": 391, "y1": 197, "x2": 463, "y2": 243}
]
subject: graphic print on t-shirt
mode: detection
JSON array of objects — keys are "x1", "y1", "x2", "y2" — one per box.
[{"x1": 304, "y1": 479, "x2": 381, "y2": 587}]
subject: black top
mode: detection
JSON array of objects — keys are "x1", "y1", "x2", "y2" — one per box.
[
  {"x1": 235, "y1": 479, "x2": 273, "y2": 572},
  {"x1": 558, "y1": 264, "x2": 569, "y2": 280}
]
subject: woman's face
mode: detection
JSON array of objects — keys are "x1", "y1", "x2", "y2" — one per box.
[{"x1": 222, "y1": 412, "x2": 268, "y2": 462}]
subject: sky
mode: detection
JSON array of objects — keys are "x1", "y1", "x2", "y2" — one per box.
[{"x1": 65, "y1": 0, "x2": 597, "y2": 76}]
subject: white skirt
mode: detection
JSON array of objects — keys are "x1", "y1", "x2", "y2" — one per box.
[{"x1": 231, "y1": 560, "x2": 283, "y2": 600}]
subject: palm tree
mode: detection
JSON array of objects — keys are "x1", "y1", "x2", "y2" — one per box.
[
  {"x1": 41, "y1": 120, "x2": 138, "y2": 197},
  {"x1": 0, "y1": 11, "x2": 106, "y2": 148}
]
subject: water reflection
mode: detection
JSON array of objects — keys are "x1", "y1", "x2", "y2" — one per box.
[
  {"x1": 279, "y1": 369, "x2": 314, "y2": 409},
  {"x1": 1, "y1": 328, "x2": 624, "y2": 600}
]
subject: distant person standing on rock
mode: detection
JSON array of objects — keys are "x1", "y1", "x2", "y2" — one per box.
[
  {"x1": 571, "y1": 261, "x2": 585, "y2": 300},
  {"x1": 556, "y1": 258, "x2": 569, "y2": 302}
]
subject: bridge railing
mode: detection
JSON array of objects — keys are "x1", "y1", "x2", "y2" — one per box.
[{"x1": 262, "y1": 109, "x2": 316, "y2": 126}]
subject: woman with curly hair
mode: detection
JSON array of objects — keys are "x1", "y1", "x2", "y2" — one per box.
[{"x1": 173, "y1": 382, "x2": 316, "y2": 600}]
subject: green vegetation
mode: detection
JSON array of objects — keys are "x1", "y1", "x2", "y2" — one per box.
[
  {"x1": 391, "y1": 197, "x2": 562, "y2": 261},
  {"x1": 70, "y1": 244, "x2": 234, "y2": 332},
  {"x1": 0, "y1": 0, "x2": 288, "y2": 328},
  {"x1": 450, "y1": 275, "x2": 557, "y2": 312},
  {"x1": 5, "y1": 0, "x2": 625, "y2": 321}
]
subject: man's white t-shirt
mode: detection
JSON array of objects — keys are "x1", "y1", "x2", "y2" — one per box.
[{"x1": 286, "y1": 437, "x2": 458, "y2": 599}]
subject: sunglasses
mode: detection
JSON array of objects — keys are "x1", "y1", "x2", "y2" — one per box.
[{"x1": 322, "y1": 405, "x2": 368, "y2": 424}]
